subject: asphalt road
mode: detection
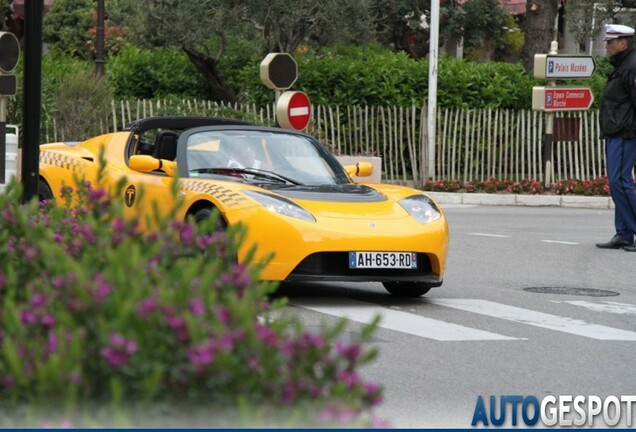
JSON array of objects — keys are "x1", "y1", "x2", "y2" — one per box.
[{"x1": 276, "y1": 205, "x2": 636, "y2": 428}]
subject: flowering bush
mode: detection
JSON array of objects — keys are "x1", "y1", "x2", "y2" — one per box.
[
  {"x1": 423, "y1": 176, "x2": 610, "y2": 196},
  {"x1": 552, "y1": 176, "x2": 610, "y2": 196},
  {"x1": 0, "y1": 181, "x2": 383, "y2": 427}
]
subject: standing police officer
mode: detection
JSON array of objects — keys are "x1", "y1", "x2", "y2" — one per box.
[{"x1": 596, "y1": 23, "x2": 636, "y2": 252}]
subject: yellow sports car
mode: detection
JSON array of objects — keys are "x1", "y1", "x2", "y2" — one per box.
[{"x1": 39, "y1": 116, "x2": 449, "y2": 297}]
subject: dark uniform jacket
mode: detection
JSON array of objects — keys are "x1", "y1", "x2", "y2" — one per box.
[{"x1": 600, "y1": 45, "x2": 636, "y2": 138}]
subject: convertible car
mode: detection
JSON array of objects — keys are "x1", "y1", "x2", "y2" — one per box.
[{"x1": 39, "y1": 116, "x2": 449, "y2": 297}]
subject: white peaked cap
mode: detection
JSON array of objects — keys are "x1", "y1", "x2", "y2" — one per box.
[{"x1": 604, "y1": 24, "x2": 635, "y2": 41}]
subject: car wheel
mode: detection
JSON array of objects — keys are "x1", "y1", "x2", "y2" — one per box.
[
  {"x1": 382, "y1": 281, "x2": 432, "y2": 298},
  {"x1": 38, "y1": 179, "x2": 54, "y2": 202},
  {"x1": 192, "y1": 207, "x2": 227, "y2": 231}
]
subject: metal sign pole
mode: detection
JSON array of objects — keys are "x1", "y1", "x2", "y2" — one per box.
[
  {"x1": 0, "y1": 97, "x2": 5, "y2": 184},
  {"x1": 21, "y1": 0, "x2": 43, "y2": 203},
  {"x1": 543, "y1": 40, "x2": 559, "y2": 189}
]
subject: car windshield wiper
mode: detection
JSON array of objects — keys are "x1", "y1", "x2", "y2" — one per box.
[{"x1": 191, "y1": 167, "x2": 303, "y2": 185}]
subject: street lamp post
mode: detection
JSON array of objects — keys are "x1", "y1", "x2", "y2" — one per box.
[
  {"x1": 427, "y1": 0, "x2": 440, "y2": 181},
  {"x1": 95, "y1": 0, "x2": 105, "y2": 78}
]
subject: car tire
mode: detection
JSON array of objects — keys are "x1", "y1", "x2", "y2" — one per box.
[
  {"x1": 38, "y1": 179, "x2": 54, "y2": 202},
  {"x1": 192, "y1": 207, "x2": 227, "y2": 231},
  {"x1": 382, "y1": 281, "x2": 432, "y2": 298}
]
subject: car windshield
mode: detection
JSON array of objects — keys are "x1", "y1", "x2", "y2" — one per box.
[{"x1": 184, "y1": 130, "x2": 348, "y2": 185}]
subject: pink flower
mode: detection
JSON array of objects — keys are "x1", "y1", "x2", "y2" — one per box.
[
  {"x1": 92, "y1": 274, "x2": 111, "y2": 302},
  {"x1": 337, "y1": 370, "x2": 360, "y2": 388},
  {"x1": 46, "y1": 331, "x2": 58, "y2": 355},
  {"x1": 215, "y1": 307, "x2": 231, "y2": 325},
  {"x1": 138, "y1": 298, "x2": 157, "y2": 317},
  {"x1": 336, "y1": 342, "x2": 362, "y2": 364},
  {"x1": 255, "y1": 323, "x2": 278, "y2": 347},
  {"x1": 100, "y1": 333, "x2": 138, "y2": 368},
  {"x1": 190, "y1": 298, "x2": 205, "y2": 316}
]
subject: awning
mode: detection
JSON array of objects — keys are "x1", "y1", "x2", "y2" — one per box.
[{"x1": 499, "y1": 0, "x2": 527, "y2": 15}]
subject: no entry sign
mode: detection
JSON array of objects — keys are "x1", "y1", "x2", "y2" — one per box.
[{"x1": 276, "y1": 91, "x2": 311, "y2": 131}]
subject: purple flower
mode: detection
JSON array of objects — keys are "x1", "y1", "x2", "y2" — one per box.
[
  {"x1": 40, "y1": 314, "x2": 56, "y2": 329},
  {"x1": 137, "y1": 298, "x2": 157, "y2": 317},
  {"x1": 166, "y1": 315, "x2": 189, "y2": 343},
  {"x1": 30, "y1": 292, "x2": 48, "y2": 308},
  {"x1": 255, "y1": 323, "x2": 278, "y2": 347},
  {"x1": 20, "y1": 309, "x2": 37, "y2": 324},
  {"x1": 336, "y1": 342, "x2": 362, "y2": 364},
  {"x1": 92, "y1": 274, "x2": 111, "y2": 302},
  {"x1": 220, "y1": 263, "x2": 252, "y2": 290},
  {"x1": 364, "y1": 382, "x2": 384, "y2": 406},
  {"x1": 2, "y1": 207, "x2": 14, "y2": 224},
  {"x1": 337, "y1": 370, "x2": 360, "y2": 388},
  {"x1": 187, "y1": 339, "x2": 217, "y2": 367},
  {"x1": 190, "y1": 298, "x2": 205, "y2": 316},
  {"x1": 46, "y1": 331, "x2": 58, "y2": 355},
  {"x1": 51, "y1": 275, "x2": 65, "y2": 289},
  {"x1": 178, "y1": 223, "x2": 195, "y2": 247},
  {"x1": 215, "y1": 307, "x2": 231, "y2": 325},
  {"x1": 248, "y1": 356, "x2": 259, "y2": 371},
  {"x1": 100, "y1": 333, "x2": 138, "y2": 368},
  {"x1": 301, "y1": 332, "x2": 325, "y2": 349},
  {"x1": 1, "y1": 374, "x2": 15, "y2": 390},
  {"x1": 78, "y1": 224, "x2": 96, "y2": 244},
  {"x1": 282, "y1": 382, "x2": 297, "y2": 404}
]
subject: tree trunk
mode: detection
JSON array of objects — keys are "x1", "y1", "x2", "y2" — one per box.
[
  {"x1": 183, "y1": 47, "x2": 237, "y2": 104},
  {"x1": 521, "y1": 0, "x2": 559, "y2": 73}
]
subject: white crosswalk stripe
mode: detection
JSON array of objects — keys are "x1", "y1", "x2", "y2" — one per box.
[
  {"x1": 427, "y1": 299, "x2": 636, "y2": 341},
  {"x1": 554, "y1": 300, "x2": 636, "y2": 316},
  {"x1": 291, "y1": 297, "x2": 521, "y2": 341},
  {"x1": 291, "y1": 297, "x2": 636, "y2": 342}
]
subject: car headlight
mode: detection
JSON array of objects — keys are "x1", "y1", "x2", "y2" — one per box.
[
  {"x1": 399, "y1": 195, "x2": 442, "y2": 224},
  {"x1": 243, "y1": 190, "x2": 315, "y2": 222}
]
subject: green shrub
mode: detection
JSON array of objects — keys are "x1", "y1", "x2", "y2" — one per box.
[
  {"x1": 107, "y1": 46, "x2": 208, "y2": 99},
  {"x1": 52, "y1": 69, "x2": 113, "y2": 140},
  {"x1": 7, "y1": 49, "x2": 96, "y2": 138},
  {"x1": 0, "y1": 180, "x2": 383, "y2": 427}
]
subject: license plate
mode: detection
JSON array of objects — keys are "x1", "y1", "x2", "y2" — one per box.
[{"x1": 348, "y1": 252, "x2": 417, "y2": 269}]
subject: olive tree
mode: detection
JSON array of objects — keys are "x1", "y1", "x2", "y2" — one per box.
[
  {"x1": 129, "y1": 0, "x2": 375, "y2": 103},
  {"x1": 521, "y1": 0, "x2": 559, "y2": 72}
]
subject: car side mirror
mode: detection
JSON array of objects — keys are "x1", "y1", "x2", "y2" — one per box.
[
  {"x1": 344, "y1": 161, "x2": 373, "y2": 178},
  {"x1": 129, "y1": 155, "x2": 176, "y2": 177}
]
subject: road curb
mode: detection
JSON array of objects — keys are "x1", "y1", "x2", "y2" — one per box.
[{"x1": 426, "y1": 191, "x2": 614, "y2": 209}]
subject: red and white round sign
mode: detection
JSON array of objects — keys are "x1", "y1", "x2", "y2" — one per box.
[{"x1": 276, "y1": 91, "x2": 311, "y2": 131}]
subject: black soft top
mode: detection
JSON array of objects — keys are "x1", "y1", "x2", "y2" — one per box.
[{"x1": 124, "y1": 116, "x2": 252, "y2": 133}]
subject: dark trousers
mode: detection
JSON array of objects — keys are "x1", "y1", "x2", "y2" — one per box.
[{"x1": 606, "y1": 136, "x2": 636, "y2": 242}]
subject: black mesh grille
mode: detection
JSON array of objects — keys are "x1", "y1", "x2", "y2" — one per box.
[{"x1": 286, "y1": 252, "x2": 438, "y2": 283}]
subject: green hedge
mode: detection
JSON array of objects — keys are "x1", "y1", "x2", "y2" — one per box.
[
  {"x1": 237, "y1": 45, "x2": 609, "y2": 110},
  {"x1": 9, "y1": 44, "x2": 612, "y2": 128}
]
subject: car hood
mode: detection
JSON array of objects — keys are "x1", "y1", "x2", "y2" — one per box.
[{"x1": 266, "y1": 183, "x2": 422, "y2": 220}]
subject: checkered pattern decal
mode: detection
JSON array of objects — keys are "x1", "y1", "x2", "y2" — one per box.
[
  {"x1": 40, "y1": 151, "x2": 90, "y2": 173},
  {"x1": 182, "y1": 180, "x2": 248, "y2": 208}
]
